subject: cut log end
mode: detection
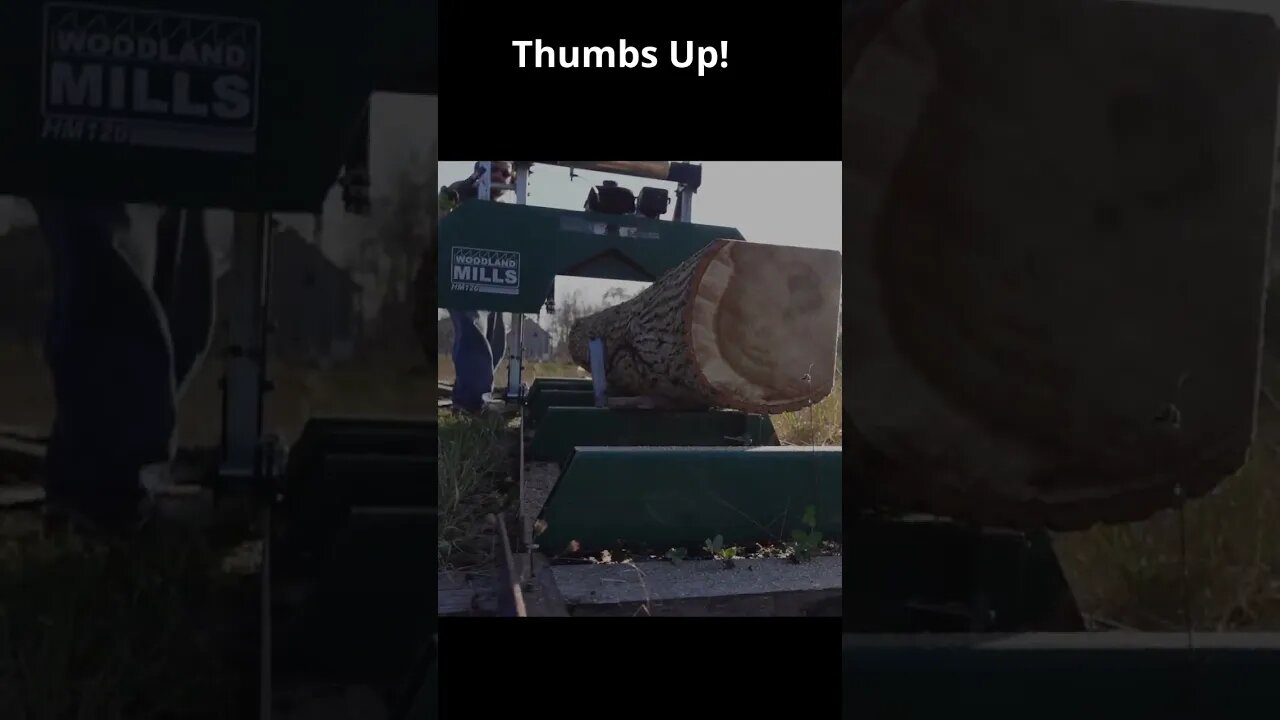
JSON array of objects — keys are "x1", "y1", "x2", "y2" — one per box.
[
  {"x1": 570, "y1": 239, "x2": 843, "y2": 415},
  {"x1": 845, "y1": 0, "x2": 1276, "y2": 527},
  {"x1": 687, "y1": 241, "x2": 843, "y2": 413}
]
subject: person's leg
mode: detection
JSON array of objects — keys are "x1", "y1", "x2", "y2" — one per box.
[
  {"x1": 35, "y1": 198, "x2": 177, "y2": 531},
  {"x1": 449, "y1": 309, "x2": 496, "y2": 412},
  {"x1": 153, "y1": 207, "x2": 215, "y2": 399},
  {"x1": 486, "y1": 311, "x2": 510, "y2": 400},
  {"x1": 488, "y1": 311, "x2": 506, "y2": 371}
]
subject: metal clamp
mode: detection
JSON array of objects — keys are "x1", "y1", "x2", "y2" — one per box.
[{"x1": 589, "y1": 338, "x2": 607, "y2": 407}]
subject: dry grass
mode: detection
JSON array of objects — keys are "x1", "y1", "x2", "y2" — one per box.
[
  {"x1": 1053, "y1": 359, "x2": 1280, "y2": 631},
  {"x1": 773, "y1": 370, "x2": 843, "y2": 447},
  {"x1": 1054, "y1": 456, "x2": 1280, "y2": 631}
]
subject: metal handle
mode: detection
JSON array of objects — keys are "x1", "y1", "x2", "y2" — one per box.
[{"x1": 530, "y1": 161, "x2": 674, "y2": 181}]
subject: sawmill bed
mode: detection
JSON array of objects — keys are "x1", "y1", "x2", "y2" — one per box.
[
  {"x1": 443, "y1": 547, "x2": 844, "y2": 617},
  {"x1": 544, "y1": 555, "x2": 842, "y2": 617},
  {"x1": 440, "y1": 472, "x2": 844, "y2": 618},
  {"x1": 515, "y1": 456, "x2": 842, "y2": 617},
  {"x1": 434, "y1": 378, "x2": 845, "y2": 618}
]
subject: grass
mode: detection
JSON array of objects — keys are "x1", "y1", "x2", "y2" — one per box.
[
  {"x1": 435, "y1": 356, "x2": 582, "y2": 572},
  {"x1": 0, "y1": 342, "x2": 433, "y2": 718},
  {"x1": 435, "y1": 413, "x2": 507, "y2": 571},
  {"x1": 1051, "y1": 356, "x2": 1280, "y2": 631},
  {"x1": 1054, "y1": 453, "x2": 1280, "y2": 631},
  {"x1": 0, "y1": 512, "x2": 259, "y2": 719},
  {"x1": 773, "y1": 369, "x2": 843, "y2": 447}
]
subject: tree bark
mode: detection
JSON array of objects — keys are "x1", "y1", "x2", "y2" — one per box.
[
  {"x1": 568, "y1": 239, "x2": 842, "y2": 414},
  {"x1": 845, "y1": 0, "x2": 1277, "y2": 530}
]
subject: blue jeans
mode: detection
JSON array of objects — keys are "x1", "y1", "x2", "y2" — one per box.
[
  {"x1": 34, "y1": 199, "x2": 212, "y2": 519},
  {"x1": 448, "y1": 310, "x2": 505, "y2": 411}
]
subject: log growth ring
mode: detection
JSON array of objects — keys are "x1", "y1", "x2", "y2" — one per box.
[{"x1": 684, "y1": 240, "x2": 842, "y2": 414}]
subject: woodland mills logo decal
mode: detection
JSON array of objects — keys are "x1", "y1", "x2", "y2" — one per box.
[
  {"x1": 451, "y1": 246, "x2": 521, "y2": 295},
  {"x1": 40, "y1": 2, "x2": 261, "y2": 153}
]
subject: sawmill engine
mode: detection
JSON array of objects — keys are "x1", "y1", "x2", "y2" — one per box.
[{"x1": 584, "y1": 180, "x2": 670, "y2": 219}]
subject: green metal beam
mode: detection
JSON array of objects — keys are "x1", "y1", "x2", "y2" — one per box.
[
  {"x1": 525, "y1": 378, "x2": 596, "y2": 424},
  {"x1": 437, "y1": 201, "x2": 744, "y2": 312},
  {"x1": 526, "y1": 390, "x2": 596, "y2": 424},
  {"x1": 536, "y1": 446, "x2": 841, "y2": 553},
  {"x1": 527, "y1": 378, "x2": 593, "y2": 393},
  {"x1": 528, "y1": 407, "x2": 779, "y2": 465}
]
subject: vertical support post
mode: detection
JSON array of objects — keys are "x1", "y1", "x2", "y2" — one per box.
[
  {"x1": 506, "y1": 318, "x2": 524, "y2": 401},
  {"x1": 475, "y1": 160, "x2": 492, "y2": 203},
  {"x1": 513, "y1": 164, "x2": 529, "y2": 202},
  {"x1": 258, "y1": 491, "x2": 272, "y2": 720},
  {"x1": 221, "y1": 211, "x2": 271, "y2": 478},
  {"x1": 676, "y1": 184, "x2": 694, "y2": 222},
  {"x1": 504, "y1": 162, "x2": 531, "y2": 402},
  {"x1": 529, "y1": 162, "x2": 555, "y2": 314},
  {"x1": 471, "y1": 160, "x2": 528, "y2": 402}
]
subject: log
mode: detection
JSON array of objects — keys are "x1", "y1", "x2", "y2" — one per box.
[
  {"x1": 845, "y1": 0, "x2": 1279, "y2": 529},
  {"x1": 568, "y1": 239, "x2": 842, "y2": 414}
]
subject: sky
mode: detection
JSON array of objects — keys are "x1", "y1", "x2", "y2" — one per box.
[{"x1": 436, "y1": 161, "x2": 842, "y2": 321}]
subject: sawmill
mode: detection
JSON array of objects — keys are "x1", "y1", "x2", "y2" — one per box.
[{"x1": 437, "y1": 160, "x2": 844, "y2": 617}]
